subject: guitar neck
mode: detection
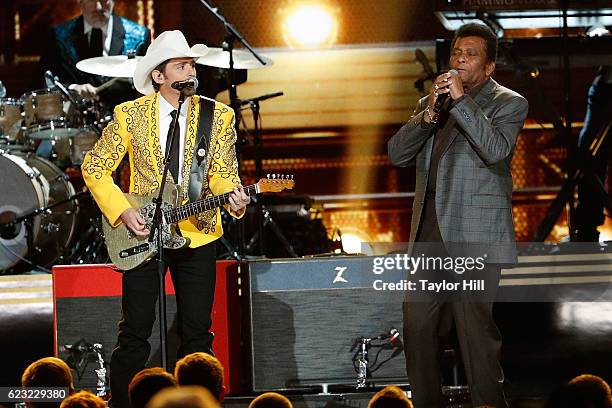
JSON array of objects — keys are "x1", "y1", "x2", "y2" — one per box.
[{"x1": 164, "y1": 184, "x2": 259, "y2": 224}]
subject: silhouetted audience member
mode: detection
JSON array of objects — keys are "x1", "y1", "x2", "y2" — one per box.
[
  {"x1": 174, "y1": 353, "x2": 225, "y2": 401},
  {"x1": 248, "y1": 392, "x2": 293, "y2": 408},
  {"x1": 368, "y1": 386, "x2": 414, "y2": 408},
  {"x1": 59, "y1": 391, "x2": 105, "y2": 408},
  {"x1": 546, "y1": 374, "x2": 612, "y2": 408},
  {"x1": 568, "y1": 374, "x2": 612, "y2": 408},
  {"x1": 146, "y1": 386, "x2": 219, "y2": 408},
  {"x1": 128, "y1": 367, "x2": 177, "y2": 408},
  {"x1": 21, "y1": 357, "x2": 76, "y2": 408}
]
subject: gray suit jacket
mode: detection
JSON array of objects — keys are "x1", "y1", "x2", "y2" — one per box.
[{"x1": 388, "y1": 78, "x2": 528, "y2": 263}]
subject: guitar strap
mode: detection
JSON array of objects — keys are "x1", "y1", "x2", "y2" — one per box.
[{"x1": 187, "y1": 96, "x2": 215, "y2": 203}]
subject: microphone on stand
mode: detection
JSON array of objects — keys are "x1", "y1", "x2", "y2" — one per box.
[
  {"x1": 44, "y1": 70, "x2": 84, "y2": 109},
  {"x1": 433, "y1": 69, "x2": 459, "y2": 114},
  {"x1": 171, "y1": 78, "x2": 199, "y2": 91},
  {"x1": 388, "y1": 328, "x2": 403, "y2": 347}
]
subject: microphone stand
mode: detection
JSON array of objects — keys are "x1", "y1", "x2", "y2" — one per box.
[
  {"x1": 46, "y1": 71, "x2": 102, "y2": 136},
  {"x1": 240, "y1": 92, "x2": 284, "y2": 255},
  {"x1": 197, "y1": 0, "x2": 271, "y2": 258},
  {"x1": 147, "y1": 88, "x2": 190, "y2": 370}
]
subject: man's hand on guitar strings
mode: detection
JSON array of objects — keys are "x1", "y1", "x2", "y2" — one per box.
[
  {"x1": 228, "y1": 185, "x2": 250, "y2": 213},
  {"x1": 120, "y1": 208, "x2": 151, "y2": 237}
]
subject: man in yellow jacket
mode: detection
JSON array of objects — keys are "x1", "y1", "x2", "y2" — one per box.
[{"x1": 81, "y1": 30, "x2": 249, "y2": 408}]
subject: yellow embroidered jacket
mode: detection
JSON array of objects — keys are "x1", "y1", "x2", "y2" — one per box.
[{"x1": 82, "y1": 92, "x2": 242, "y2": 248}]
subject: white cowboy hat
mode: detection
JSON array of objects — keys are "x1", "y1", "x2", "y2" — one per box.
[{"x1": 133, "y1": 30, "x2": 208, "y2": 95}]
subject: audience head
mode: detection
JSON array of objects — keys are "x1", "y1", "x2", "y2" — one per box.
[
  {"x1": 568, "y1": 374, "x2": 612, "y2": 408},
  {"x1": 129, "y1": 367, "x2": 177, "y2": 408},
  {"x1": 248, "y1": 392, "x2": 293, "y2": 408},
  {"x1": 174, "y1": 353, "x2": 225, "y2": 401},
  {"x1": 546, "y1": 374, "x2": 612, "y2": 408},
  {"x1": 59, "y1": 391, "x2": 105, "y2": 408},
  {"x1": 368, "y1": 386, "x2": 413, "y2": 408},
  {"x1": 146, "y1": 386, "x2": 219, "y2": 408},
  {"x1": 21, "y1": 357, "x2": 75, "y2": 408}
]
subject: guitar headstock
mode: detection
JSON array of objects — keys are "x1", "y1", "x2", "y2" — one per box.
[{"x1": 257, "y1": 174, "x2": 295, "y2": 193}]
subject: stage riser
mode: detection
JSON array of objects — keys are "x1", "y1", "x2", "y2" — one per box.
[
  {"x1": 52, "y1": 262, "x2": 242, "y2": 394},
  {"x1": 55, "y1": 296, "x2": 182, "y2": 390}
]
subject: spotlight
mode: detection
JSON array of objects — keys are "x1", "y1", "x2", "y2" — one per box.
[
  {"x1": 586, "y1": 25, "x2": 610, "y2": 37},
  {"x1": 282, "y1": 3, "x2": 338, "y2": 48}
]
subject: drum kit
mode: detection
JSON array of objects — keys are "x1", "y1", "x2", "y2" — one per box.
[
  {"x1": 0, "y1": 49, "x2": 277, "y2": 272},
  {"x1": 0, "y1": 55, "x2": 144, "y2": 272}
]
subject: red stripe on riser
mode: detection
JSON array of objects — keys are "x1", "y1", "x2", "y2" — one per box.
[{"x1": 52, "y1": 264, "x2": 176, "y2": 297}]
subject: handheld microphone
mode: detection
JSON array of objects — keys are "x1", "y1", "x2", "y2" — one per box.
[
  {"x1": 433, "y1": 69, "x2": 459, "y2": 114},
  {"x1": 171, "y1": 78, "x2": 199, "y2": 91}
]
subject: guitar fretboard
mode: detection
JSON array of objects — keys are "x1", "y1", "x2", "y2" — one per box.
[{"x1": 163, "y1": 184, "x2": 258, "y2": 224}]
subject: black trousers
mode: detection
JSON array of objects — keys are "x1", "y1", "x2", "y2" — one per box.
[
  {"x1": 403, "y1": 197, "x2": 507, "y2": 408},
  {"x1": 109, "y1": 243, "x2": 216, "y2": 408},
  {"x1": 575, "y1": 68, "x2": 612, "y2": 241}
]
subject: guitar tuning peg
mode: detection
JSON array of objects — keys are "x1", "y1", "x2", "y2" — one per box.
[{"x1": 266, "y1": 173, "x2": 270, "y2": 178}]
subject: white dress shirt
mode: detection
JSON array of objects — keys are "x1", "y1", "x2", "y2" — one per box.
[
  {"x1": 83, "y1": 17, "x2": 113, "y2": 56},
  {"x1": 158, "y1": 94, "x2": 190, "y2": 184}
]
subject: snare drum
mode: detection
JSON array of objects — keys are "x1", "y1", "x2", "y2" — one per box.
[
  {"x1": 0, "y1": 98, "x2": 25, "y2": 144},
  {"x1": 21, "y1": 89, "x2": 81, "y2": 140},
  {"x1": 49, "y1": 129, "x2": 99, "y2": 168},
  {"x1": 0, "y1": 152, "x2": 77, "y2": 270}
]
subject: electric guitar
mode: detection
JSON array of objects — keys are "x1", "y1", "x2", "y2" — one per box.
[{"x1": 102, "y1": 175, "x2": 295, "y2": 270}]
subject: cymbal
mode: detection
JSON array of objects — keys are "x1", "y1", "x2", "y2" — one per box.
[
  {"x1": 196, "y1": 48, "x2": 273, "y2": 70},
  {"x1": 76, "y1": 55, "x2": 142, "y2": 78}
]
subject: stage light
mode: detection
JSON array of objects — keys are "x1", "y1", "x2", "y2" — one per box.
[
  {"x1": 598, "y1": 222, "x2": 612, "y2": 243},
  {"x1": 586, "y1": 24, "x2": 610, "y2": 37},
  {"x1": 282, "y1": 3, "x2": 338, "y2": 48},
  {"x1": 339, "y1": 229, "x2": 370, "y2": 254}
]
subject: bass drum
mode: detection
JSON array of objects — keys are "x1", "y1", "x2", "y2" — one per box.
[{"x1": 0, "y1": 153, "x2": 77, "y2": 271}]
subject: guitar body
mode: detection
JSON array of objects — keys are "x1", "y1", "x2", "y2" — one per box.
[
  {"x1": 101, "y1": 175, "x2": 295, "y2": 271},
  {"x1": 102, "y1": 183, "x2": 190, "y2": 271}
]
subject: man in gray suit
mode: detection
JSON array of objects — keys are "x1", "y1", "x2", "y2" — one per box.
[{"x1": 388, "y1": 24, "x2": 528, "y2": 408}]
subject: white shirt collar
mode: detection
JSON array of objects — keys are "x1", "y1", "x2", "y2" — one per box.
[
  {"x1": 159, "y1": 93, "x2": 190, "y2": 119},
  {"x1": 83, "y1": 18, "x2": 109, "y2": 36}
]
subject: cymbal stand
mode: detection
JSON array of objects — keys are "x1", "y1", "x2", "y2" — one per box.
[
  {"x1": 198, "y1": 0, "x2": 271, "y2": 258},
  {"x1": 239, "y1": 92, "x2": 294, "y2": 257}
]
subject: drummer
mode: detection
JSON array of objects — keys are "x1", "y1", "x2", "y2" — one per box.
[{"x1": 36, "y1": 0, "x2": 150, "y2": 105}]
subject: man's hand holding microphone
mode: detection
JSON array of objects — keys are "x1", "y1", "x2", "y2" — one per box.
[{"x1": 424, "y1": 69, "x2": 464, "y2": 124}]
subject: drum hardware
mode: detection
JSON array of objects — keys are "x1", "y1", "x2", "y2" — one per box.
[
  {"x1": 0, "y1": 97, "x2": 26, "y2": 145},
  {"x1": 0, "y1": 189, "x2": 88, "y2": 271},
  {"x1": 0, "y1": 153, "x2": 80, "y2": 271},
  {"x1": 239, "y1": 92, "x2": 292, "y2": 257},
  {"x1": 22, "y1": 88, "x2": 80, "y2": 140},
  {"x1": 76, "y1": 53, "x2": 142, "y2": 79},
  {"x1": 24, "y1": 71, "x2": 102, "y2": 168},
  {"x1": 196, "y1": 0, "x2": 274, "y2": 258},
  {"x1": 195, "y1": 47, "x2": 274, "y2": 70},
  {"x1": 44, "y1": 70, "x2": 102, "y2": 136}
]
